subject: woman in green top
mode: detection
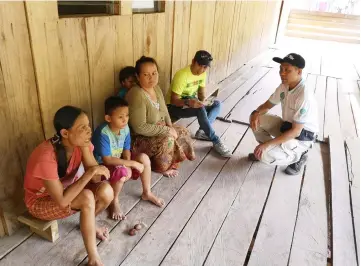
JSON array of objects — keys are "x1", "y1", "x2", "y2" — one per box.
[{"x1": 127, "y1": 56, "x2": 195, "y2": 177}]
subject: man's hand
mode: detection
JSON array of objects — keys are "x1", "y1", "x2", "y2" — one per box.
[
  {"x1": 130, "y1": 161, "x2": 145, "y2": 173},
  {"x1": 250, "y1": 111, "x2": 260, "y2": 131},
  {"x1": 189, "y1": 99, "x2": 204, "y2": 108},
  {"x1": 254, "y1": 143, "x2": 270, "y2": 160}
]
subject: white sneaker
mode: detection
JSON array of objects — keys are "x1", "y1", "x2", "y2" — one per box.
[
  {"x1": 194, "y1": 129, "x2": 211, "y2": 141},
  {"x1": 213, "y1": 141, "x2": 232, "y2": 158}
]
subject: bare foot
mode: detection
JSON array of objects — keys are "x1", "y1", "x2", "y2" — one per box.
[
  {"x1": 87, "y1": 256, "x2": 104, "y2": 266},
  {"x1": 96, "y1": 226, "x2": 109, "y2": 241},
  {"x1": 109, "y1": 200, "x2": 126, "y2": 221},
  {"x1": 142, "y1": 192, "x2": 165, "y2": 207},
  {"x1": 163, "y1": 169, "x2": 179, "y2": 178}
]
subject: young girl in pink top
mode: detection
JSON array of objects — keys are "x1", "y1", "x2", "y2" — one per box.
[{"x1": 24, "y1": 106, "x2": 113, "y2": 266}]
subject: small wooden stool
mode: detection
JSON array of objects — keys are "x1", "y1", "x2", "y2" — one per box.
[{"x1": 18, "y1": 212, "x2": 59, "y2": 242}]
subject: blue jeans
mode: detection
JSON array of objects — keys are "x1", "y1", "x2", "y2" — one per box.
[{"x1": 168, "y1": 100, "x2": 221, "y2": 144}]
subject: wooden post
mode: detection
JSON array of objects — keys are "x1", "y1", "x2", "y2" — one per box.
[{"x1": 120, "y1": 1, "x2": 132, "y2": 15}]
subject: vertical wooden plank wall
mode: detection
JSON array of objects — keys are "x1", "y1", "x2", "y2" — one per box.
[
  {"x1": 171, "y1": 1, "x2": 191, "y2": 76},
  {"x1": 58, "y1": 18, "x2": 93, "y2": 123},
  {"x1": 172, "y1": 0, "x2": 281, "y2": 84},
  {"x1": 25, "y1": 1, "x2": 72, "y2": 138},
  {"x1": 0, "y1": 2, "x2": 44, "y2": 235},
  {"x1": 227, "y1": 0, "x2": 249, "y2": 75},
  {"x1": 114, "y1": 15, "x2": 134, "y2": 89},
  {"x1": 187, "y1": 1, "x2": 217, "y2": 65},
  {"x1": 0, "y1": 0, "x2": 281, "y2": 236},
  {"x1": 86, "y1": 16, "x2": 116, "y2": 127},
  {"x1": 210, "y1": 0, "x2": 236, "y2": 83}
]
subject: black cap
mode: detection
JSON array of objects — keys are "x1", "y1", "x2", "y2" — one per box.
[
  {"x1": 272, "y1": 53, "x2": 305, "y2": 69},
  {"x1": 194, "y1": 50, "x2": 213, "y2": 67}
]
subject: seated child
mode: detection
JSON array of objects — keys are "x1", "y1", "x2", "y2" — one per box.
[
  {"x1": 92, "y1": 96, "x2": 164, "y2": 220},
  {"x1": 116, "y1": 66, "x2": 136, "y2": 99}
]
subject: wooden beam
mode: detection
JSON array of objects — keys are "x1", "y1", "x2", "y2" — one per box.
[
  {"x1": 324, "y1": 77, "x2": 340, "y2": 140},
  {"x1": 338, "y1": 79, "x2": 358, "y2": 139},
  {"x1": 315, "y1": 75, "x2": 326, "y2": 141},
  {"x1": 329, "y1": 134, "x2": 358, "y2": 266},
  {"x1": 288, "y1": 143, "x2": 329, "y2": 265},
  {"x1": 346, "y1": 138, "x2": 360, "y2": 264}
]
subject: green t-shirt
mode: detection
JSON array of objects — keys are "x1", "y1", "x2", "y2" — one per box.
[{"x1": 166, "y1": 66, "x2": 207, "y2": 104}]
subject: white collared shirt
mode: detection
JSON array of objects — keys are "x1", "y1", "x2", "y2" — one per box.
[{"x1": 269, "y1": 79, "x2": 319, "y2": 133}]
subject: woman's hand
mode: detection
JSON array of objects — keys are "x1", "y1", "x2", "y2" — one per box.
[
  {"x1": 169, "y1": 127, "x2": 178, "y2": 139},
  {"x1": 89, "y1": 165, "x2": 110, "y2": 180}
]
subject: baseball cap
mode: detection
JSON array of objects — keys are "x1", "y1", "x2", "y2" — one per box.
[
  {"x1": 194, "y1": 50, "x2": 213, "y2": 67},
  {"x1": 272, "y1": 53, "x2": 306, "y2": 69}
]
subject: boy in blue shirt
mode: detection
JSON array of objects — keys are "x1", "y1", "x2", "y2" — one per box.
[
  {"x1": 116, "y1": 66, "x2": 136, "y2": 99},
  {"x1": 92, "y1": 97, "x2": 164, "y2": 220}
]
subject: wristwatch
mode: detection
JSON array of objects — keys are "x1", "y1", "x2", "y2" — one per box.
[{"x1": 184, "y1": 98, "x2": 190, "y2": 107}]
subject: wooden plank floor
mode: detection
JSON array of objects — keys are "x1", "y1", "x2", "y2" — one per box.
[{"x1": 0, "y1": 39, "x2": 359, "y2": 266}]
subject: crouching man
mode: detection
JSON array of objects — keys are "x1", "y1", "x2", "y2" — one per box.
[{"x1": 248, "y1": 53, "x2": 318, "y2": 175}]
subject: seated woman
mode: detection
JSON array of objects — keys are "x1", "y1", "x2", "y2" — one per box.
[
  {"x1": 127, "y1": 56, "x2": 195, "y2": 177},
  {"x1": 24, "y1": 106, "x2": 114, "y2": 266}
]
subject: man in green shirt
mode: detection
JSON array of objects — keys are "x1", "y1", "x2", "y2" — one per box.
[{"x1": 167, "y1": 50, "x2": 232, "y2": 158}]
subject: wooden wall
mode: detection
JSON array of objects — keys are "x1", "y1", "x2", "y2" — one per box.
[
  {"x1": 172, "y1": 0, "x2": 282, "y2": 83},
  {"x1": 0, "y1": 0, "x2": 281, "y2": 236},
  {"x1": 0, "y1": 2, "x2": 44, "y2": 236}
]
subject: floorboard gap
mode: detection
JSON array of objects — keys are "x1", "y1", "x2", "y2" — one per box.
[
  {"x1": 78, "y1": 148, "x2": 213, "y2": 266},
  {"x1": 0, "y1": 232, "x2": 33, "y2": 260},
  {"x1": 345, "y1": 141, "x2": 359, "y2": 266},
  {"x1": 159, "y1": 127, "x2": 246, "y2": 266},
  {"x1": 286, "y1": 165, "x2": 307, "y2": 265},
  {"x1": 243, "y1": 166, "x2": 278, "y2": 266},
  {"x1": 348, "y1": 92, "x2": 360, "y2": 137},
  {"x1": 112, "y1": 124, "x2": 234, "y2": 266},
  {"x1": 200, "y1": 128, "x2": 252, "y2": 266},
  {"x1": 223, "y1": 70, "x2": 269, "y2": 118}
]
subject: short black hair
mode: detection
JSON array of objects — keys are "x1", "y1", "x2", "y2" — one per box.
[
  {"x1": 104, "y1": 96, "x2": 128, "y2": 115},
  {"x1": 119, "y1": 66, "x2": 136, "y2": 83},
  {"x1": 135, "y1": 56, "x2": 159, "y2": 75}
]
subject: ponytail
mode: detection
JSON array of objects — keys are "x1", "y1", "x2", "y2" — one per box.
[
  {"x1": 50, "y1": 133, "x2": 67, "y2": 178},
  {"x1": 52, "y1": 106, "x2": 84, "y2": 178}
]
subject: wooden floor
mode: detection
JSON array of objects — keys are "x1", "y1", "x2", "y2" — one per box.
[{"x1": 0, "y1": 38, "x2": 359, "y2": 266}]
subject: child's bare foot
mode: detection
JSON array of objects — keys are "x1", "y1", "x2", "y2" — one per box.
[
  {"x1": 95, "y1": 226, "x2": 109, "y2": 241},
  {"x1": 163, "y1": 169, "x2": 179, "y2": 178},
  {"x1": 109, "y1": 200, "x2": 126, "y2": 221},
  {"x1": 142, "y1": 192, "x2": 165, "y2": 207},
  {"x1": 87, "y1": 256, "x2": 104, "y2": 266}
]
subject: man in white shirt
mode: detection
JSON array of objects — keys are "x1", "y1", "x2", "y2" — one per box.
[{"x1": 249, "y1": 53, "x2": 318, "y2": 175}]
